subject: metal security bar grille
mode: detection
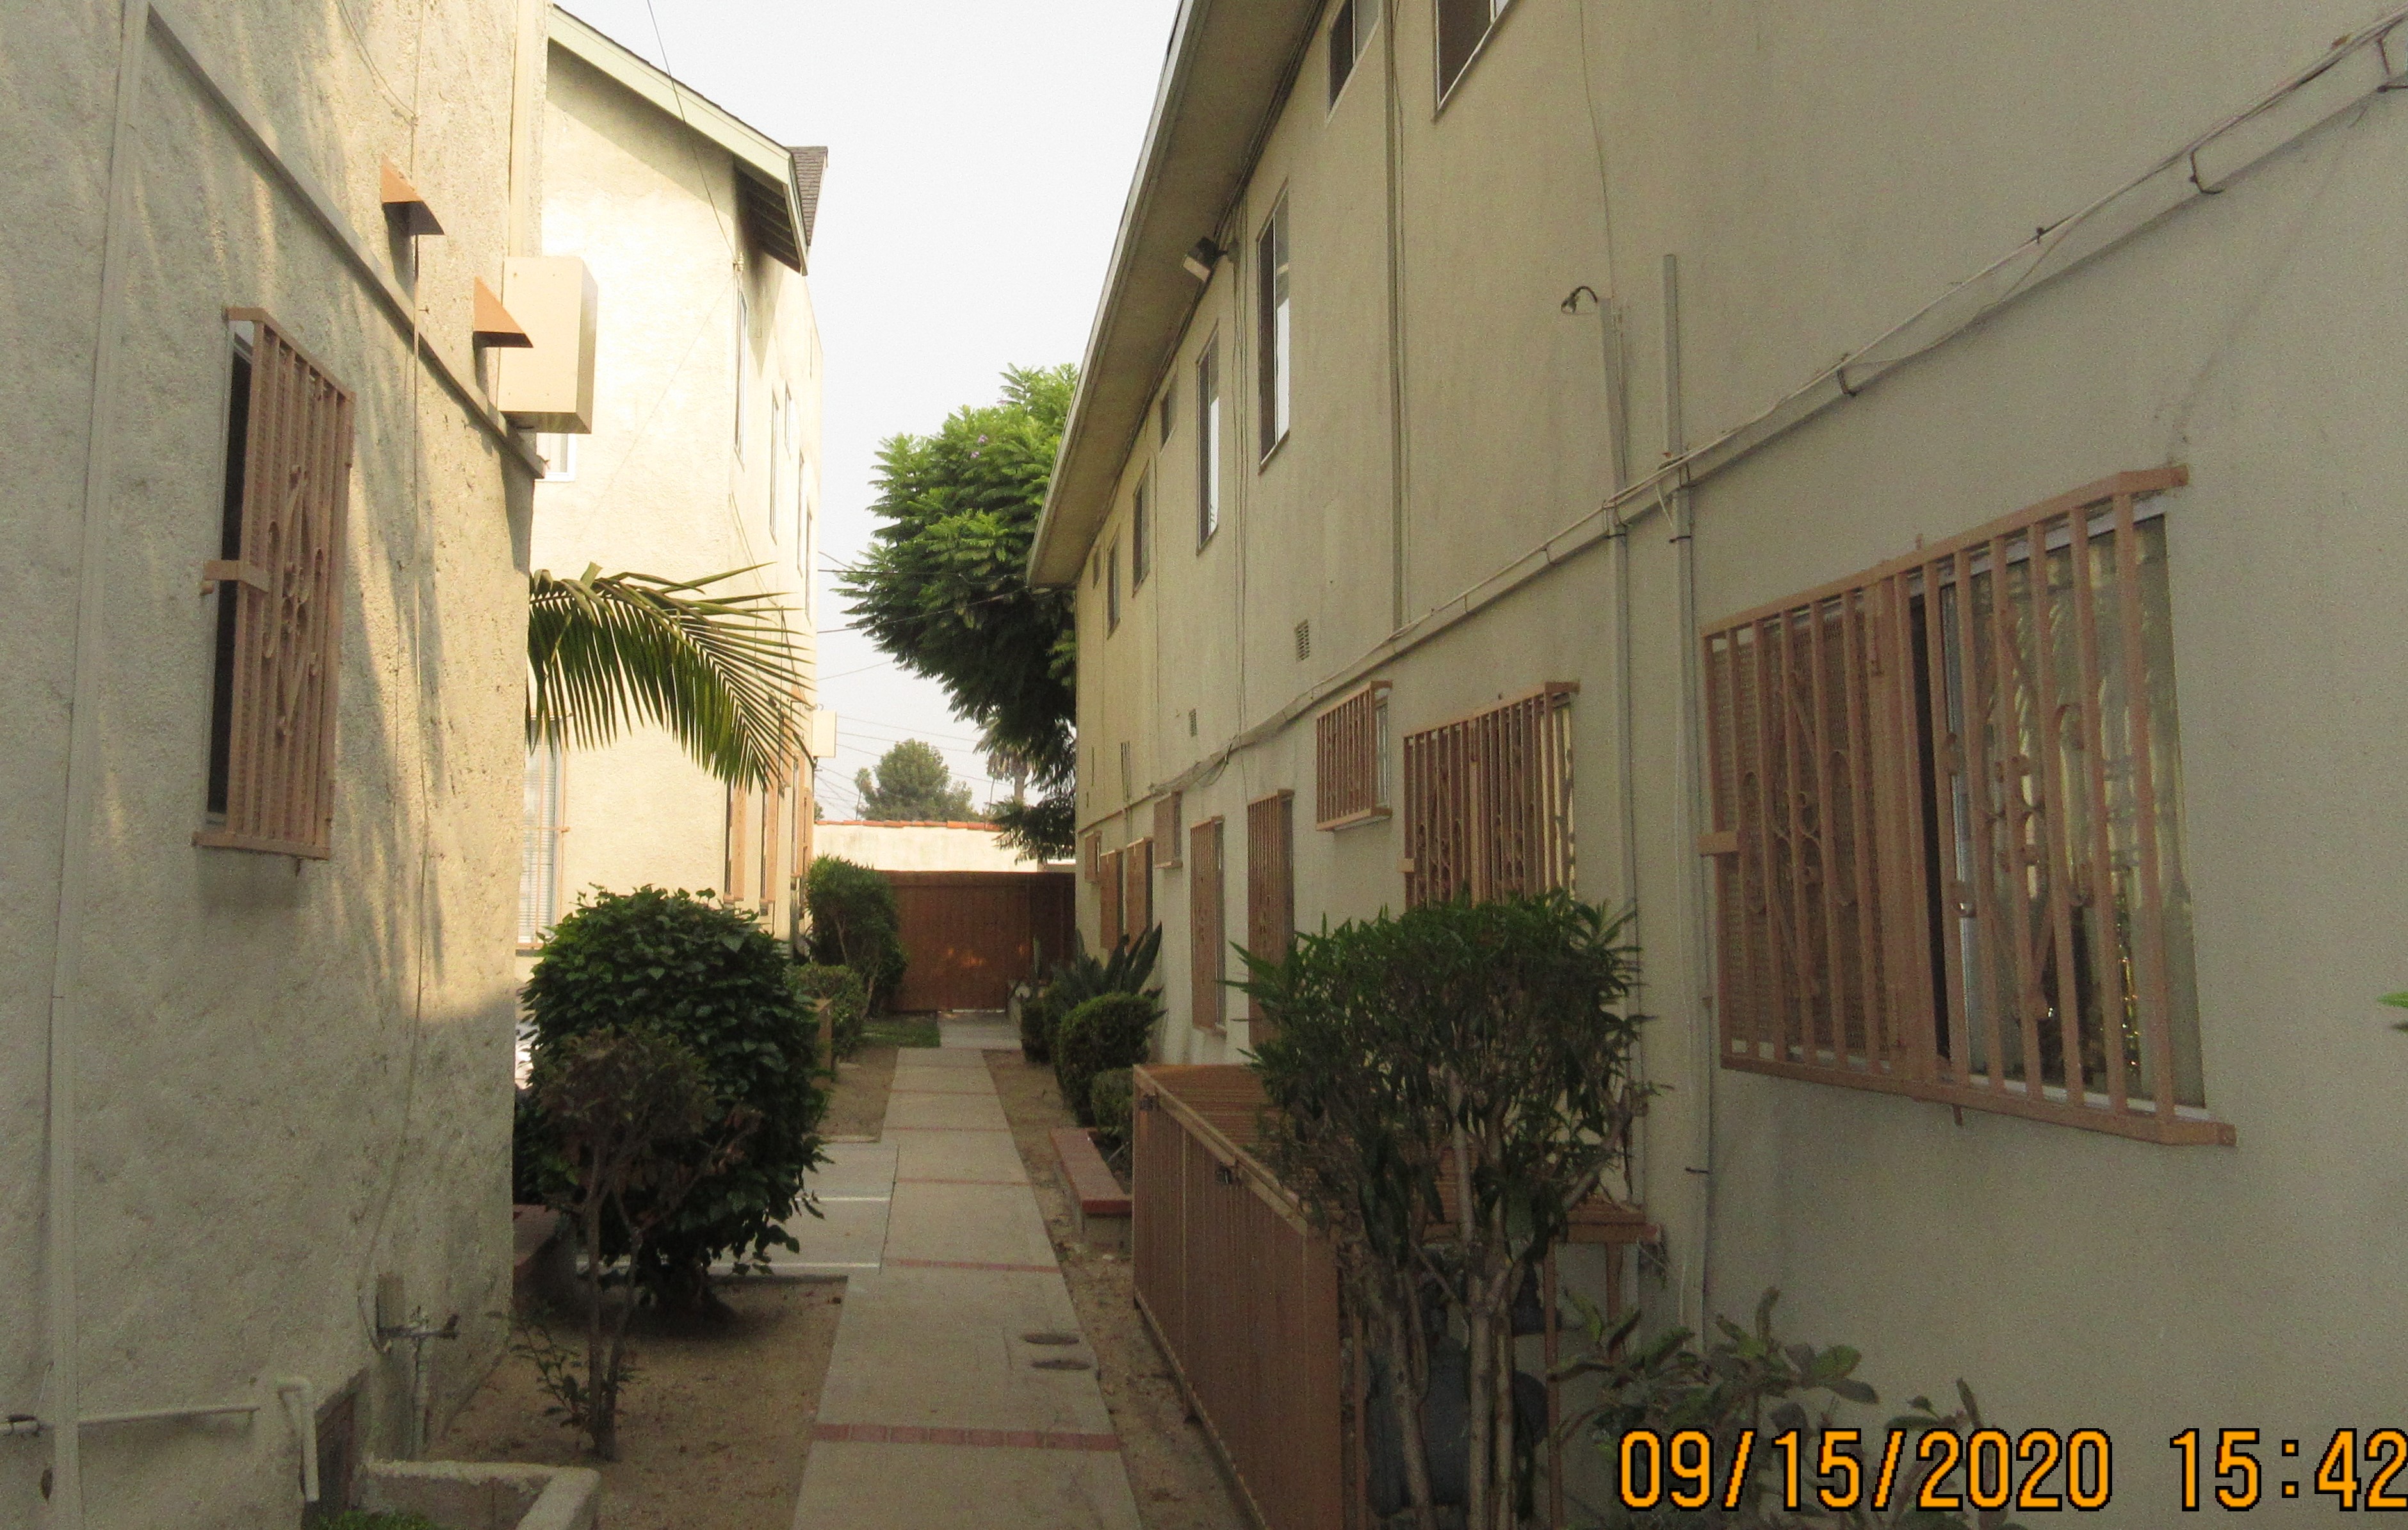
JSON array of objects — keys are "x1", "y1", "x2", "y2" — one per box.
[
  {"x1": 1190, "y1": 818, "x2": 1226, "y2": 1030},
  {"x1": 1701, "y1": 467, "x2": 2223, "y2": 1145},
  {"x1": 197, "y1": 311, "x2": 354, "y2": 858},
  {"x1": 1400, "y1": 683, "x2": 1577, "y2": 907},
  {"x1": 1100, "y1": 847, "x2": 1125, "y2": 952},
  {"x1": 1125, "y1": 838, "x2": 1154, "y2": 934},
  {"x1": 1314, "y1": 681, "x2": 1391, "y2": 829},
  {"x1": 1245, "y1": 792, "x2": 1295, "y2": 1034}
]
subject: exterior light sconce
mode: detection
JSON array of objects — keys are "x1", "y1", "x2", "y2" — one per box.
[
  {"x1": 1182, "y1": 237, "x2": 1224, "y2": 282},
  {"x1": 379, "y1": 159, "x2": 444, "y2": 238},
  {"x1": 471, "y1": 279, "x2": 533, "y2": 349}
]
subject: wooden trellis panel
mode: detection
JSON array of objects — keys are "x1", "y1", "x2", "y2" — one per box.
[
  {"x1": 1099, "y1": 846, "x2": 1125, "y2": 952},
  {"x1": 1189, "y1": 818, "x2": 1226, "y2": 1030},
  {"x1": 1700, "y1": 466, "x2": 2226, "y2": 1145},
  {"x1": 1245, "y1": 792, "x2": 1295, "y2": 1034},
  {"x1": 1124, "y1": 837, "x2": 1154, "y2": 934},
  {"x1": 197, "y1": 311, "x2": 354, "y2": 858},
  {"x1": 1399, "y1": 683, "x2": 1577, "y2": 907}
]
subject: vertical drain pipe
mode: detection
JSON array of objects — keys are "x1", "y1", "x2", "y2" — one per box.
[{"x1": 44, "y1": 4, "x2": 151, "y2": 1524}]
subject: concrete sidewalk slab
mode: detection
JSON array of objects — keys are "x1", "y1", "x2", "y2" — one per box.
[
  {"x1": 890, "y1": 1128, "x2": 1029, "y2": 1185},
  {"x1": 939, "y1": 1012, "x2": 1018, "y2": 1050},
  {"x1": 795, "y1": 1441, "x2": 1137, "y2": 1529},
  {"x1": 883, "y1": 1088, "x2": 1013, "y2": 1132},
  {"x1": 711, "y1": 1141, "x2": 896, "y2": 1279},
  {"x1": 882, "y1": 1180, "x2": 1059, "y2": 1269}
]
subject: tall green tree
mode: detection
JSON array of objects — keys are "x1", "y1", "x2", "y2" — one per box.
[
  {"x1": 839, "y1": 365, "x2": 1077, "y2": 857},
  {"x1": 528, "y1": 564, "x2": 808, "y2": 790},
  {"x1": 854, "y1": 738, "x2": 977, "y2": 821}
]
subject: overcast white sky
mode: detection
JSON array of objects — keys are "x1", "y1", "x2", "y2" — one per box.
[{"x1": 560, "y1": 0, "x2": 1180, "y2": 818}]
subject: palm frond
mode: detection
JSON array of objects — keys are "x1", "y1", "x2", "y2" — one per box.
[{"x1": 528, "y1": 564, "x2": 809, "y2": 790}]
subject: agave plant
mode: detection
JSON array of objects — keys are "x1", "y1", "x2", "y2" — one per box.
[{"x1": 528, "y1": 564, "x2": 809, "y2": 790}]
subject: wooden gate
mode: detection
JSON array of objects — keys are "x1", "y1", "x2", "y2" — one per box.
[{"x1": 884, "y1": 870, "x2": 1075, "y2": 1011}]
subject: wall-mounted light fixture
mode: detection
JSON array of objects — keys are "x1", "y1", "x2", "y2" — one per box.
[{"x1": 1182, "y1": 238, "x2": 1224, "y2": 282}]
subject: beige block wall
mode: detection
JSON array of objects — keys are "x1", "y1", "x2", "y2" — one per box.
[
  {"x1": 1070, "y1": 0, "x2": 2408, "y2": 1518},
  {"x1": 1, "y1": 1, "x2": 537, "y2": 1523},
  {"x1": 527, "y1": 45, "x2": 822, "y2": 943},
  {"x1": 815, "y1": 821, "x2": 1059, "y2": 874}
]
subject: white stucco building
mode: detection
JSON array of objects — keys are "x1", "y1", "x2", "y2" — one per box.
[
  {"x1": 5, "y1": 1, "x2": 551, "y2": 1523},
  {"x1": 518, "y1": 7, "x2": 827, "y2": 959}
]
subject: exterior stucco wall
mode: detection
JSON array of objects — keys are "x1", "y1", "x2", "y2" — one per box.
[
  {"x1": 3, "y1": 1, "x2": 535, "y2": 1524},
  {"x1": 815, "y1": 821, "x2": 1060, "y2": 874},
  {"x1": 525, "y1": 42, "x2": 823, "y2": 947},
  {"x1": 1066, "y1": 1, "x2": 2408, "y2": 1519}
]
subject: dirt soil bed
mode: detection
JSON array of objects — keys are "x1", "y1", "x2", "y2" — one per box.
[
  {"x1": 986, "y1": 1048, "x2": 1251, "y2": 1530},
  {"x1": 818, "y1": 1042, "x2": 899, "y2": 1141},
  {"x1": 434, "y1": 1279, "x2": 843, "y2": 1530}
]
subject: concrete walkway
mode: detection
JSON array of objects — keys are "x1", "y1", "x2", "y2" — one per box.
[{"x1": 788, "y1": 1028, "x2": 1141, "y2": 1529}]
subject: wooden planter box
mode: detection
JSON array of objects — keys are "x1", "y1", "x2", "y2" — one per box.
[{"x1": 1131, "y1": 1064, "x2": 1653, "y2": 1530}]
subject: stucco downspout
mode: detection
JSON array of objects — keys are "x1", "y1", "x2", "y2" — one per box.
[{"x1": 43, "y1": 3, "x2": 152, "y2": 1522}]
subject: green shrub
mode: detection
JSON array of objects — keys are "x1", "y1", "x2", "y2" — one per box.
[
  {"x1": 1017, "y1": 989, "x2": 1053, "y2": 1062},
  {"x1": 521, "y1": 886, "x2": 826, "y2": 1306},
  {"x1": 313, "y1": 1513, "x2": 444, "y2": 1530},
  {"x1": 1054, "y1": 993, "x2": 1159, "y2": 1128},
  {"x1": 804, "y1": 856, "x2": 908, "y2": 1010},
  {"x1": 1088, "y1": 1068, "x2": 1134, "y2": 1155},
  {"x1": 790, "y1": 963, "x2": 869, "y2": 1061},
  {"x1": 1040, "y1": 925, "x2": 1160, "y2": 1056}
]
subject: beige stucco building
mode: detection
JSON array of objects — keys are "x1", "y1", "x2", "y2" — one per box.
[
  {"x1": 4, "y1": 1, "x2": 552, "y2": 1524},
  {"x1": 1038, "y1": 1, "x2": 2408, "y2": 1518},
  {"x1": 518, "y1": 8, "x2": 826, "y2": 960}
]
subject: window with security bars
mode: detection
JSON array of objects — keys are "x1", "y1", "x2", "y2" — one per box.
[
  {"x1": 1123, "y1": 838, "x2": 1154, "y2": 935},
  {"x1": 1100, "y1": 846, "x2": 1125, "y2": 951},
  {"x1": 1400, "y1": 684, "x2": 1576, "y2": 906},
  {"x1": 1316, "y1": 681, "x2": 1392, "y2": 829},
  {"x1": 1246, "y1": 792, "x2": 1296, "y2": 1034},
  {"x1": 519, "y1": 742, "x2": 564, "y2": 948},
  {"x1": 1189, "y1": 817, "x2": 1226, "y2": 1030},
  {"x1": 200, "y1": 311, "x2": 354, "y2": 858},
  {"x1": 1153, "y1": 794, "x2": 1183, "y2": 867},
  {"x1": 1700, "y1": 468, "x2": 2219, "y2": 1144}
]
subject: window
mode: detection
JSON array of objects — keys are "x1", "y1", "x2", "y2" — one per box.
[
  {"x1": 1158, "y1": 383, "x2": 1175, "y2": 444},
  {"x1": 1257, "y1": 200, "x2": 1292, "y2": 454},
  {"x1": 1081, "y1": 829, "x2": 1102, "y2": 883},
  {"x1": 1438, "y1": 0, "x2": 1511, "y2": 102},
  {"x1": 1196, "y1": 339, "x2": 1222, "y2": 545},
  {"x1": 1107, "y1": 538, "x2": 1123, "y2": 631},
  {"x1": 1189, "y1": 817, "x2": 1226, "y2": 1029},
  {"x1": 759, "y1": 783, "x2": 780, "y2": 905},
  {"x1": 726, "y1": 785, "x2": 749, "y2": 899},
  {"x1": 733, "y1": 292, "x2": 749, "y2": 457},
  {"x1": 1330, "y1": 0, "x2": 1381, "y2": 104},
  {"x1": 200, "y1": 311, "x2": 354, "y2": 858},
  {"x1": 1132, "y1": 471, "x2": 1152, "y2": 587},
  {"x1": 1119, "y1": 740, "x2": 1134, "y2": 800},
  {"x1": 1401, "y1": 682, "x2": 1577, "y2": 906},
  {"x1": 519, "y1": 742, "x2": 564, "y2": 948},
  {"x1": 1246, "y1": 792, "x2": 1296, "y2": 1034},
  {"x1": 1316, "y1": 681, "x2": 1392, "y2": 829},
  {"x1": 537, "y1": 432, "x2": 578, "y2": 482},
  {"x1": 1100, "y1": 845, "x2": 1126, "y2": 951},
  {"x1": 1700, "y1": 468, "x2": 2218, "y2": 1144},
  {"x1": 1154, "y1": 793, "x2": 1184, "y2": 867},
  {"x1": 1124, "y1": 838, "x2": 1154, "y2": 935}
]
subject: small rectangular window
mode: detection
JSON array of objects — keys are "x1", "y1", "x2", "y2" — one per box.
[
  {"x1": 1119, "y1": 740, "x2": 1134, "y2": 801},
  {"x1": 1315, "y1": 681, "x2": 1392, "y2": 829},
  {"x1": 537, "y1": 432, "x2": 578, "y2": 482},
  {"x1": 519, "y1": 741, "x2": 565, "y2": 948},
  {"x1": 1189, "y1": 817, "x2": 1226, "y2": 1030},
  {"x1": 1154, "y1": 793, "x2": 1184, "y2": 867},
  {"x1": 1330, "y1": 0, "x2": 1380, "y2": 104},
  {"x1": 1132, "y1": 472, "x2": 1152, "y2": 587},
  {"x1": 1257, "y1": 200, "x2": 1292, "y2": 455},
  {"x1": 1196, "y1": 339, "x2": 1223, "y2": 544},
  {"x1": 733, "y1": 292, "x2": 749, "y2": 457},
  {"x1": 1158, "y1": 384, "x2": 1175, "y2": 444},
  {"x1": 1401, "y1": 682, "x2": 1577, "y2": 906},
  {"x1": 199, "y1": 311, "x2": 354, "y2": 858},
  {"x1": 1438, "y1": 0, "x2": 1510, "y2": 102},
  {"x1": 1107, "y1": 538, "x2": 1122, "y2": 631}
]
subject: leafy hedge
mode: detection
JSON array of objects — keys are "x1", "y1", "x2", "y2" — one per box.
[
  {"x1": 791, "y1": 962, "x2": 868, "y2": 1061},
  {"x1": 803, "y1": 856, "x2": 908, "y2": 1010},
  {"x1": 519, "y1": 886, "x2": 826, "y2": 1301},
  {"x1": 1089, "y1": 1068, "x2": 1135, "y2": 1155},
  {"x1": 1054, "y1": 993, "x2": 1159, "y2": 1129}
]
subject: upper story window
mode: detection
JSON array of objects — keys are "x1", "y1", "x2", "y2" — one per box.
[
  {"x1": 1330, "y1": 0, "x2": 1381, "y2": 104},
  {"x1": 1401, "y1": 682, "x2": 1576, "y2": 907},
  {"x1": 1132, "y1": 471, "x2": 1152, "y2": 587},
  {"x1": 1196, "y1": 339, "x2": 1223, "y2": 544},
  {"x1": 537, "y1": 432, "x2": 578, "y2": 482},
  {"x1": 733, "y1": 291, "x2": 750, "y2": 458},
  {"x1": 1257, "y1": 199, "x2": 1292, "y2": 457},
  {"x1": 1699, "y1": 469, "x2": 2218, "y2": 1146},
  {"x1": 1437, "y1": 0, "x2": 1511, "y2": 102},
  {"x1": 1107, "y1": 536, "x2": 1122, "y2": 632},
  {"x1": 1158, "y1": 383, "x2": 1176, "y2": 444}
]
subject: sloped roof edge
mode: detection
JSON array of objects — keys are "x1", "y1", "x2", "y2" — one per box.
[
  {"x1": 1027, "y1": 0, "x2": 1322, "y2": 586},
  {"x1": 551, "y1": 6, "x2": 815, "y2": 270}
]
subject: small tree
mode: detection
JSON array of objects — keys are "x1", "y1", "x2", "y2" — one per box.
[
  {"x1": 803, "y1": 856, "x2": 909, "y2": 1009},
  {"x1": 530, "y1": 1024, "x2": 752, "y2": 1460},
  {"x1": 521, "y1": 888, "x2": 826, "y2": 1310},
  {"x1": 854, "y1": 738, "x2": 978, "y2": 821},
  {"x1": 1243, "y1": 891, "x2": 1650, "y2": 1530}
]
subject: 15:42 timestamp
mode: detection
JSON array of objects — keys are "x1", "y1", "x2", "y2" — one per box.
[{"x1": 2170, "y1": 1428, "x2": 2408, "y2": 1511}]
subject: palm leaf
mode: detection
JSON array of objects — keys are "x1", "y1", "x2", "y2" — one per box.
[{"x1": 528, "y1": 564, "x2": 808, "y2": 790}]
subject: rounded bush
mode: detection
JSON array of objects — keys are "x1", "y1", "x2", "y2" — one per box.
[
  {"x1": 804, "y1": 856, "x2": 908, "y2": 1009},
  {"x1": 1089, "y1": 1067, "x2": 1135, "y2": 1154},
  {"x1": 791, "y1": 962, "x2": 869, "y2": 1061},
  {"x1": 1017, "y1": 989, "x2": 1053, "y2": 1062},
  {"x1": 1054, "y1": 993, "x2": 1159, "y2": 1129},
  {"x1": 521, "y1": 886, "x2": 826, "y2": 1302}
]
